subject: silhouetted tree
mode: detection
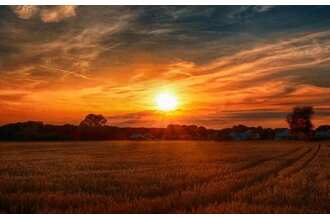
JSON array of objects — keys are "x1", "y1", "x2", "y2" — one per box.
[
  {"x1": 79, "y1": 114, "x2": 107, "y2": 127},
  {"x1": 287, "y1": 106, "x2": 314, "y2": 140}
]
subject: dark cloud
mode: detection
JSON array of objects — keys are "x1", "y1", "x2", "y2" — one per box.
[
  {"x1": 226, "y1": 111, "x2": 287, "y2": 120},
  {"x1": 0, "y1": 93, "x2": 28, "y2": 102}
]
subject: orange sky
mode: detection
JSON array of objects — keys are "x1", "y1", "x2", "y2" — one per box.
[{"x1": 1, "y1": 6, "x2": 330, "y2": 128}]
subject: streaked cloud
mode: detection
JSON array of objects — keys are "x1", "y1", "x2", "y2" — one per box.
[{"x1": 1, "y1": 6, "x2": 330, "y2": 127}]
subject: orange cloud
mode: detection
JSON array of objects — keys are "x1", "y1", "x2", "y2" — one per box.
[
  {"x1": 10, "y1": 6, "x2": 39, "y2": 19},
  {"x1": 10, "y1": 5, "x2": 77, "y2": 23},
  {"x1": 40, "y1": 6, "x2": 77, "y2": 23},
  {"x1": 2, "y1": 27, "x2": 330, "y2": 128}
]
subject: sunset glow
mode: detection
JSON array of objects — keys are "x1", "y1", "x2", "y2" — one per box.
[
  {"x1": 1, "y1": 5, "x2": 330, "y2": 215},
  {"x1": 1, "y1": 6, "x2": 330, "y2": 128},
  {"x1": 155, "y1": 92, "x2": 178, "y2": 111}
]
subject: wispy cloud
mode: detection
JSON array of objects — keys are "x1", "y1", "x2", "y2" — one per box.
[
  {"x1": 109, "y1": 31, "x2": 330, "y2": 127},
  {"x1": 2, "y1": 6, "x2": 330, "y2": 127}
]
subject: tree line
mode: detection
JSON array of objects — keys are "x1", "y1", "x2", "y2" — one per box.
[{"x1": 0, "y1": 107, "x2": 329, "y2": 141}]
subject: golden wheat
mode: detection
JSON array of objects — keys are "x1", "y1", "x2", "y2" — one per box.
[{"x1": 0, "y1": 141, "x2": 328, "y2": 213}]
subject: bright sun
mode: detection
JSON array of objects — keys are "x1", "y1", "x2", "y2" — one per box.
[{"x1": 155, "y1": 92, "x2": 178, "y2": 111}]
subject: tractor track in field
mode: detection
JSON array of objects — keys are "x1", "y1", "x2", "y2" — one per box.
[
  {"x1": 93, "y1": 145, "x2": 317, "y2": 213},
  {"x1": 110, "y1": 146, "x2": 308, "y2": 213},
  {"x1": 102, "y1": 146, "x2": 307, "y2": 213},
  {"x1": 191, "y1": 146, "x2": 304, "y2": 187},
  {"x1": 226, "y1": 145, "x2": 317, "y2": 188},
  {"x1": 283, "y1": 144, "x2": 321, "y2": 176},
  {"x1": 189, "y1": 144, "x2": 321, "y2": 213},
  {"x1": 236, "y1": 146, "x2": 303, "y2": 171},
  {"x1": 225, "y1": 146, "x2": 314, "y2": 191},
  {"x1": 143, "y1": 146, "x2": 304, "y2": 199},
  {"x1": 163, "y1": 147, "x2": 304, "y2": 195}
]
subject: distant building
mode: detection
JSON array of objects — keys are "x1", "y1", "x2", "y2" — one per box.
[
  {"x1": 274, "y1": 128, "x2": 290, "y2": 140},
  {"x1": 315, "y1": 130, "x2": 330, "y2": 140}
]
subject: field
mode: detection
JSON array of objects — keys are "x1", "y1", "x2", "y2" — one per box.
[{"x1": 0, "y1": 141, "x2": 329, "y2": 213}]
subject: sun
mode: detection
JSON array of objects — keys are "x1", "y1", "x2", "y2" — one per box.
[{"x1": 155, "y1": 92, "x2": 178, "y2": 111}]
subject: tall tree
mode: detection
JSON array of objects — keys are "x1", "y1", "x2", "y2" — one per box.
[
  {"x1": 80, "y1": 114, "x2": 107, "y2": 127},
  {"x1": 287, "y1": 106, "x2": 314, "y2": 140}
]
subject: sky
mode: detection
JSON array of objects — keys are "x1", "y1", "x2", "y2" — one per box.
[{"x1": 1, "y1": 5, "x2": 330, "y2": 128}]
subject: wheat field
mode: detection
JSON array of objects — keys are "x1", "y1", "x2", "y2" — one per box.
[{"x1": 0, "y1": 141, "x2": 329, "y2": 213}]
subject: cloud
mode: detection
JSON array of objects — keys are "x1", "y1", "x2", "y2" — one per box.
[
  {"x1": 172, "y1": 31, "x2": 330, "y2": 92},
  {"x1": 253, "y1": 6, "x2": 275, "y2": 13},
  {"x1": 228, "y1": 6, "x2": 276, "y2": 21},
  {"x1": 107, "y1": 111, "x2": 158, "y2": 127},
  {"x1": 40, "y1": 6, "x2": 77, "y2": 23},
  {"x1": 3, "y1": 6, "x2": 330, "y2": 127},
  {"x1": 0, "y1": 92, "x2": 28, "y2": 102},
  {"x1": 10, "y1": 5, "x2": 77, "y2": 23},
  {"x1": 1, "y1": 7, "x2": 136, "y2": 92},
  {"x1": 93, "y1": 30, "x2": 330, "y2": 128},
  {"x1": 10, "y1": 5, "x2": 39, "y2": 19}
]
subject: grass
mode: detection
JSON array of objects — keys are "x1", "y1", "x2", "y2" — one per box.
[{"x1": 0, "y1": 140, "x2": 329, "y2": 213}]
